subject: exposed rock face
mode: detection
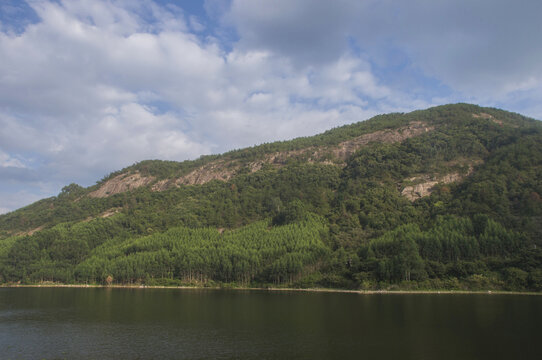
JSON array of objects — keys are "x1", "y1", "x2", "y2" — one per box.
[
  {"x1": 100, "y1": 208, "x2": 121, "y2": 218},
  {"x1": 153, "y1": 121, "x2": 433, "y2": 191},
  {"x1": 82, "y1": 208, "x2": 122, "y2": 222},
  {"x1": 472, "y1": 112, "x2": 494, "y2": 119},
  {"x1": 473, "y1": 112, "x2": 503, "y2": 126},
  {"x1": 329, "y1": 121, "x2": 432, "y2": 161},
  {"x1": 91, "y1": 122, "x2": 433, "y2": 196},
  {"x1": 151, "y1": 161, "x2": 240, "y2": 190},
  {"x1": 401, "y1": 172, "x2": 469, "y2": 201},
  {"x1": 14, "y1": 225, "x2": 45, "y2": 237},
  {"x1": 88, "y1": 172, "x2": 155, "y2": 198}
]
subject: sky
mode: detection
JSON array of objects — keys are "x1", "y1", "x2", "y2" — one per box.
[{"x1": 1, "y1": 0, "x2": 541, "y2": 214}]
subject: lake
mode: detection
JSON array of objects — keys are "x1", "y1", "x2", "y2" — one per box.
[{"x1": 0, "y1": 288, "x2": 540, "y2": 359}]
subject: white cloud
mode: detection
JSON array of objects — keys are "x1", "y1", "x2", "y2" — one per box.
[
  {"x1": 0, "y1": 151, "x2": 25, "y2": 168},
  {"x1": 226, "y1": 0, "x2": 542, "y2": 113}
]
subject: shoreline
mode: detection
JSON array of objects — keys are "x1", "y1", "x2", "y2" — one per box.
[{"x1": 1, "y1": 283, "x2": 540, "y2": 295}]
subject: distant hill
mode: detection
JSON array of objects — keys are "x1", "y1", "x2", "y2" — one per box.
[{"x1": 1, "y1": 103, "x2": 541, "y2": 291}]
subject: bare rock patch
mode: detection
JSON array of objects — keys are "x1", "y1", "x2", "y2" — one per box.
[{"x1": 89, "y1": 172, "x2": 155, "y2": 198}]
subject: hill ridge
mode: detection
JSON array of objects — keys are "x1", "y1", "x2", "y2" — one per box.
[
  {"x1": 1, "y1": 103, "x2": 541, "y2": 291},
  {"x1": 89, "y1": 120, "x2": 433, "y2": 198}
]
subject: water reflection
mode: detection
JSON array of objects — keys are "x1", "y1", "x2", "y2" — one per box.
[{"x1": 0, "y1": 288, "x2": 540, "y2": 360}]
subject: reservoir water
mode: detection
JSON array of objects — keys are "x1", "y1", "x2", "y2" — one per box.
[{"x1": 0, "y1": 287, "x2": 540, "y2": 359}]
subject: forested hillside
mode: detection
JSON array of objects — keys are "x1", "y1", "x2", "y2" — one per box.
[{"x1": 1, "y1": 104, "x2": 541, "y2": 291}]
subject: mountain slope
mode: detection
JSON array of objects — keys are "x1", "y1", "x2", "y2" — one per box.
[{"x1": 1, "y1": 103, "x2": 541, "y2": 291}]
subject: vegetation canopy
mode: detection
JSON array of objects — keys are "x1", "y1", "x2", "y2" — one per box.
[{"x1": 1, "y1": 104, "x2": 541, "y2": 291}]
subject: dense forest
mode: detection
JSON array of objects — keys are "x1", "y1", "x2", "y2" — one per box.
[{"x1": 1, "y1": 104, "x2": 541, "y2": 291}]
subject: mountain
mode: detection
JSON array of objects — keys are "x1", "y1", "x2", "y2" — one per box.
[{"x1": 1, "y1": 103, "x2": 541, "y2": 291}]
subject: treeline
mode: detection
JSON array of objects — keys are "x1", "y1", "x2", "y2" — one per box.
[
  {"x1": 0, "y1": 215, "x2": 329, "y2": 286},
  {"x1": 355, "y1": 216, "x2": 540, "y2": 290}
]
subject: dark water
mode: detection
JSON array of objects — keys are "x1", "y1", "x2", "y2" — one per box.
[{"x1": 0, "y1": 288, "x2": 541, "y2": 360}]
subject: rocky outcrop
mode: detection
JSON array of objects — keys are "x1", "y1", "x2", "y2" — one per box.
[
  {"x1": 81, "y1": 208, "x2": 122, "y2": 223},
  {"x1": 329, "y1": 121, "x2": 432, "y2": 161},
  {"x1": 99, "y1": 208, "x2": 121, "y2": 218},
  {"x1": 153, "y1": 121, "x2": 433, "y2": 191},
  {"x1": 401, "y1": 173, "x2": 462, "y2": 201},
  {"x1": 472, "y1": 112, "x2": 494, "y2": 120},
  {"x1": 151, "y1": 161, "x2": 240, "y2": 190},
  {"x1": 14, "y1": 225, "x2": 45, "y2": 237},
  {"x1": 401, "y1": 168, "x2": 474, "y2": 201},
  {"x1": 89, "y1": 172, "x2": 155, "y2": 198},
  {"x1": 89, "y1": 122, "x2": 433, "y2": 196},
  {"x1": 473, "y1": 112, "x2": 503, "y2": 126}
]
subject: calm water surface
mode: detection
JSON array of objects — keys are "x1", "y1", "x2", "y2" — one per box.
[{"x1": 0, "y1": 288, "x2": 540, "y2": 359}]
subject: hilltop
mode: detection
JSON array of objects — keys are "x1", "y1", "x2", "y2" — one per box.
[{"x1": 1, "y1": 103, "x2": 541, "y2": 291}]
